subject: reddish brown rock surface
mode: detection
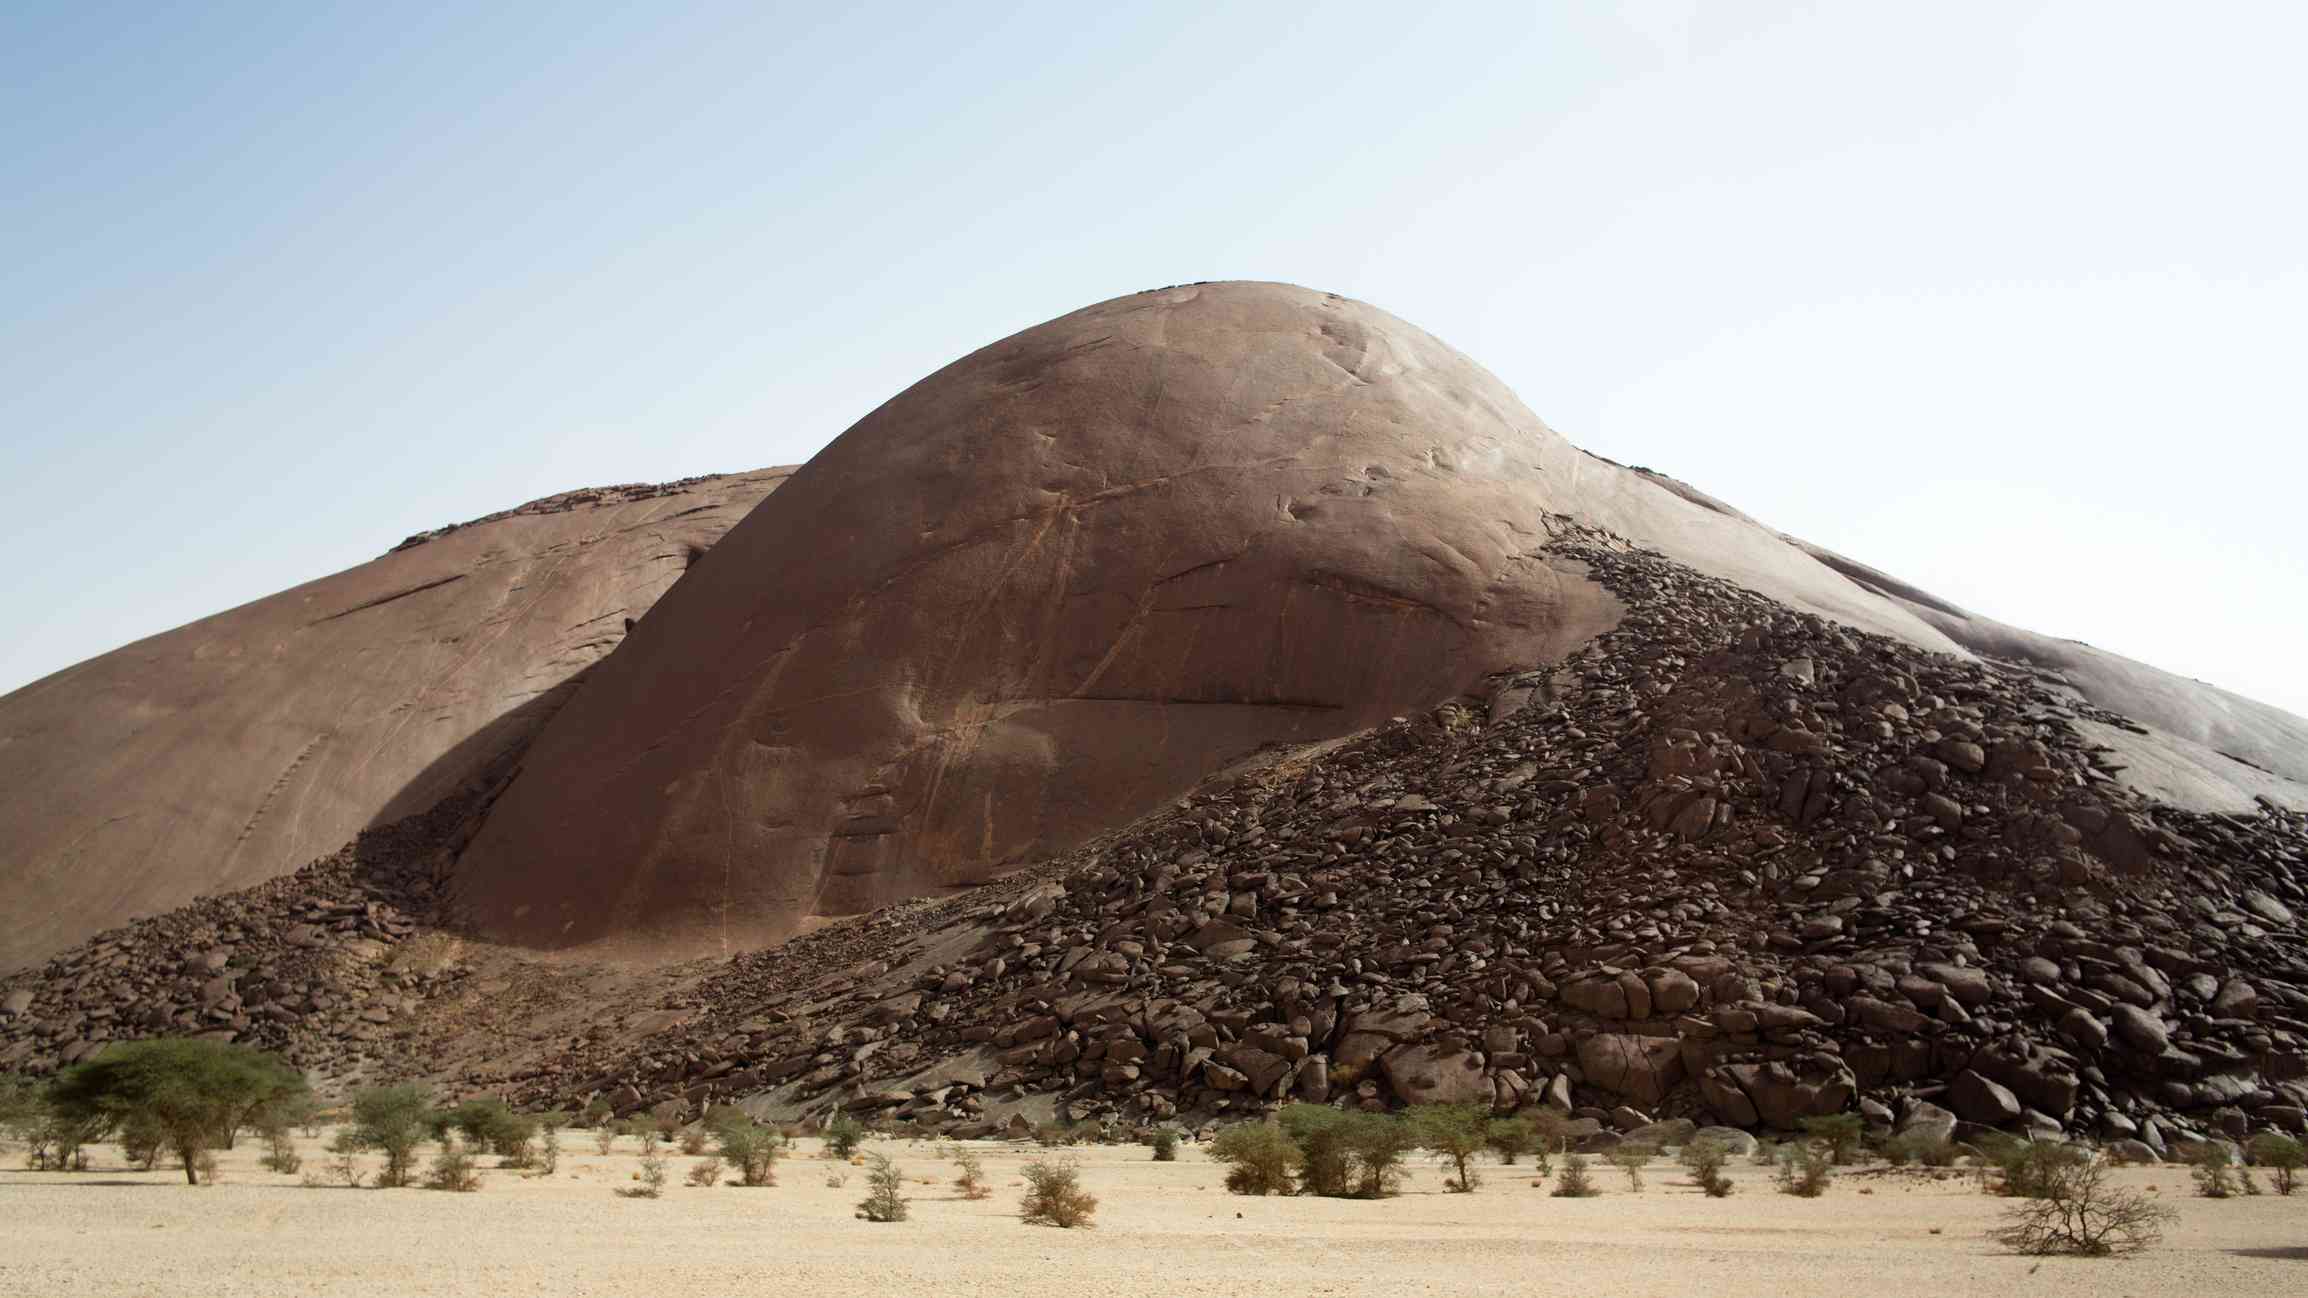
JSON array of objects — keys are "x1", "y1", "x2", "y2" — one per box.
[
  {"x1": 450, "y1": 283, "x2": 1630, "y2": 958},
  {"x1": 0, "y1": 469, "x2": 788, "y2": 970},
  {"x1": 451, "y1": 282, "x2": 2306, "y2": 963}
]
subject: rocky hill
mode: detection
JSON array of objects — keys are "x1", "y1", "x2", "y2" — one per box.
[
  {"x1": 0, "y1": 467, "x2": 790, "y2": 971},
  {"x1": 498, "y1": 528, "x2": 2306, "y2": 1153},
  {"x1": 2, "y1": 283, "x2": 2304, "y2": 1158},
  {"x1": 448, "y1": 282, "x2": 2306, "y2": 967}
]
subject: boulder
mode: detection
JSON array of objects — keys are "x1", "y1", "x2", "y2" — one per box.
[{"x1": 1577, "y1": 1033, "x2": 1686, "y2": 1106}]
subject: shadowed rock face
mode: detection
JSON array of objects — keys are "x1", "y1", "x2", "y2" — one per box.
[
  {"x1": 451, "y1": 281, "x2": 2308, "y2": 962},
  {"x1": 0, "y1": 470, "x2": 788, "y2": 970}
]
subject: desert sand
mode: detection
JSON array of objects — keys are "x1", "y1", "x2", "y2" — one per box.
[{"x1": 2, "y1": 1132, "x2": 2300, "y2": 1297}]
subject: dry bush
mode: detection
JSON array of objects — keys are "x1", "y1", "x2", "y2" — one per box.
[
  {"x1": 1992, "y1": 1156, "x2": 2172, "y2": 1256},
  {"x1": 260, "y1": 1127, "x2": 302, "y2": 1175},
  {"x1": 618, "y1": 1149, "x2": 667, "y2": 1198},
  {"x1": 949, "y1": 1145, "x2": 990, "y2": 1199},
  {"x1": 1552, "y1": 1152, "x2": 1600, "y2": 1197},
  {"x1": 1019, "y1": 1156, "x2": 1097, "y2": 1228},
  {"x1": 679, "y1": 1129, "x2": 710, "y2": 1156},
  {"x1": 534, "y1": 1126, "x2": 560, "y2": 1176},
  {"x1": 686, "y1": 1156, "x2": 723, "y2": 1187},
  {"x1": 594, "y1": 1125, "x2": 618, "y2": 1154}
]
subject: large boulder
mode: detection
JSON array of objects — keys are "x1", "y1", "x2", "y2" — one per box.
[{"x1": 1577, "y1": 1033, "x2": 1686, "y2": 1107}]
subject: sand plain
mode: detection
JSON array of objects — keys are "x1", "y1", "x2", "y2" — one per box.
[{"x1": 1, "y1": 1132, "x2": 2302, "y2": 1297}]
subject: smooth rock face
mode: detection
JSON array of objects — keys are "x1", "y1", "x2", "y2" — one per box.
[
  {"x1": 451, "y1": 283, "x2": 1633, "y2": 957},
  {"x1": 0, "y1": 471, "x2": 789, "y2": 970},
  {"x1": 451, "y1": 284, "x2": 2308, "y2": 959}
]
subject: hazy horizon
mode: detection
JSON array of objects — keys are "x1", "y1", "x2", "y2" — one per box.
[{"x1": 4, "y1": 1, "x2": 2303, "y2": 717}]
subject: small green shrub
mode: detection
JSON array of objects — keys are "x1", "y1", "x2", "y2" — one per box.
[
  {"x1": 855, "y1": 1151, "x2": 907, "y2": 1222},
  {"x1": 1150, "y1": 1128, "x2": 1180, "y2": 1162},
  {"x1": 619, "y1": 1149, "x2": 666, "y2": 1198},
  {"x1": 1680, "y1": 1137, "x2": 1734, "y2": 1196},
  {"x1": 1552, "y1": 1151, "x2": 1599, "y2": 1197},
  {"x1": 1604, "y1": 1142, "x2": 1653, "y2": 1192},
  {"x1": 824, "y1": 1113, "x2": 866, "y2": 1159},
  {"x1": 1985, "y1": 1138, "x2": 2088, "y2": 1199},
  {"x1": 1278, "y1": 1105, "x2": 1410, "y2": 1199},
  {"x1": 1801, "y1": 1113, "x2": 1866, "y2": 1166},
  {"x1": 1776, "y1": 1141, "x2": 1833, "y2": 1197},
  {"x1": 424, "y1": 1135, "x2": 483, "y2": 1192},
  {"x1": 1210, "y1": 1120, "x2": 1300, "y2": 1196},
  {"x1": 1019, "y1": 1156, "x2": 1097, "y2": 1227},
  {"x1": 1882, "y1": 1129, "x2": 1956, "y2": 1167},
  {"x1": 2187, "y1": 1143, "x2": 2239, "y2": 1198},
  {"x1": 2250, "y1": 1132, "x2": 2303, "y2": 1195},
  {"x1": 717, "y1": 1119, "x2": 783, "y2": 1187}
]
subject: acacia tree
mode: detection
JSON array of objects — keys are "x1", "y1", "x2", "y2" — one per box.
[
  {"x1": 343, "y1": 1084, "x2": 435, "y2": 1187},
  {"x1": 1410, "y1": 1104, "x2": 1490, "y2": 1192},
  {"x1": 49, "y1": 1039, "x2": 310, "y2": 1184}
]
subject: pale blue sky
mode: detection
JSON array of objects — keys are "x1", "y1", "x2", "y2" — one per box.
[{"x1": 4, "y1": 1, "x2": 2303, "y2": 715}]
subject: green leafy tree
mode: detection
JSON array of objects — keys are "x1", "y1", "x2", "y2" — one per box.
[
  {"x1": 1410, "y1": 1103, "x2": 1490, "y2": 1192},
  {"x1": 1484, "y1": 1115, "x2": 1540, "y2": 1166},
  {"x1": 49, "y1": 1039, "x2": 310, "y2": 1184},
  {"x1": 344, "y1": 1084, "x2": 434, "y2": 1187},
  {"x1": 716, "y1": 1118, "x2": 784, "y2": 1186},
  {"x1": 1800, "y1": 1113, "x2": 1866, "y2": 1166}
]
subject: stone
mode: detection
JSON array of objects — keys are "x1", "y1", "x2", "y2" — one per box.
[
  {"x1": 1379, "y1": 1043, "x2": 1491, "y2": 1107},
  {"x1": 1949, "y1": 1069, "x2": 2022, "y2": 1125},
  {"x1": 1896, "y1": 1100, "x2": 1958, "y2": 1145},
  {"x1": 2110, "y1": 1004, "x2": 2171, "y2": 1055},
  {"x1": 1577, "y1": 1033, "x2": 1686, "y2": 1107}
]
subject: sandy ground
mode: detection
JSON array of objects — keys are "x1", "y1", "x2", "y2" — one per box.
[{"x1": 1, "y1": 1132, "x2": 2302, "y2": 1297}]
